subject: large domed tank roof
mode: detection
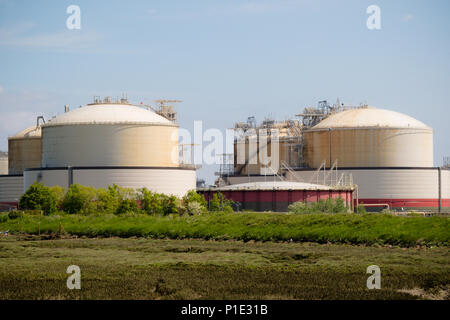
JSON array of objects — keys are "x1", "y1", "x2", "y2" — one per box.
[
  {"x1": 310, "y1": 107, "x2": 431, "y2": 130},
  {"x1": 9, "y1": 125, "x2": 42, "y2": 140},
  {"x1": 43, "y1": 104, "x2": 175, "y2": 127}
]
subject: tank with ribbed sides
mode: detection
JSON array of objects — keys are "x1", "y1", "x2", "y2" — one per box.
[
  {"x1": 41, "y1": 103, "x2": 180, "y2": 168},
  {"x1": 8, "y1": 126, "x2": 42, "y2": 174},
  {"x1": 303, "y1": 107, "x2": 434, "y2": 168},
  {"x1": 0, "y1": 151, "x2": 8, "y2": 175}
]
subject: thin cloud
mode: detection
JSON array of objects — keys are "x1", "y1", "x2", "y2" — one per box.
[
  {"x1": 0, "y1": 23, "x2": 102, "y2": 52},
  {"x1": 0, "y1": 89, "x2": 62, "y2": 150},
  {"x1": 0, "y1": 31, "x2": 101, "y2": 48},
  {"x1": 0, "y1": 22, "x2": 36, "y2": 38},
  {"x1": 0, "y1": 110, "x2": 41, "y2": 151},
  {"x1": 236, "y1": 2, "x2": 276, "y2": 14},
  {"x1": 154, "y1": 0, "x2": 310, "y2": 20},
  {"x1": 402, "y1": 14, "x2": 414, "y2": 22},
  {"x1": 227, "y1": 0, "x2": 309, "y2": 14}
]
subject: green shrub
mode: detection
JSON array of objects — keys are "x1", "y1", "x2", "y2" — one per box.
[
  {"x1": 0, "y1": 213, "x2": 8, "y2": 223},
  {"x1": 138, "y1": 188, "x2": 181, "y2": 215},
  {"x1": 49, "y1": 185, "x2": 65, "y2": 209},
  {"x1": 139, "y1": 188, "x2": 164, "y2": 215},
  {"x1": 97, "y1": 186, "x2": 120, "y2": 213},
  {"x1": 19, "y1": 182, "x2": 59, "y2": 214},
  {"x1": 356, "y1": 204, "x2": 367, "y2": 214},
  {"x1": 185, "y1": 201, "x2": 207, "y2": 215},
  {"x1": 288, "y1": 198, "x2": 348, "y2": 214},
  {"x1": 181, "y1": 190, "x2": 207, "y2": 215},
  {"x1": 332, "y1": 198, "x2": 347, "y2": 213},
  {"x1": 97, "y1": 184, "x2": 136, "y2": 214},
  {"x1": 116, "y1": 199, "x2": 139, "y2": 214},
  {"x1": 8, "y1": 210, "x2": 23, "y2": 220},
  {"x1": 62, "y1": 184, "x2": 98, "y2": 214},
  {"x1": 208, "y1": 192, "x2": 234, "y2": 212},
  {"x1": 288, "y1": 201, "x2": 309, "y2": 214},
  {"x1": 182, "y1": 190, "x2": 207, "y2": 208},
  {"x1": 222, "y1": 205, "x2": 234, "y2": 213},
  {"x1": 161, "y1": 194, "x2": 181, "y2": 215}
]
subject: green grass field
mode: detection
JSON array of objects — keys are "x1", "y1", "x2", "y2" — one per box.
[
  {"x1": 1, "y1": 211, "x2": 448, "y2": 246},
  {"x1": 0, "y1": 236, "x2": 448, "y2": 300}
]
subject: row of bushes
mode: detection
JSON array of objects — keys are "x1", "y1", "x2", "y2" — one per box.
[
  {"x1": 287, "y1": 198, "x2": 364, "y2": 214},
  {"x1": 18, "y1": 183, "x2": 360, "y2": 216},
  {"x1": 18, "y1": 183, "x2": 234, "y2": 215},
  {"x1": 288, "y1": 198, "x2": 346, "y2": 214}
]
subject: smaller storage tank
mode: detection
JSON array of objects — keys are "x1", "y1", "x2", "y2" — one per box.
[
  {"x1": 8, "y1": 125, "x2": 42, "y2": 175},
  {"x1": 0, "y1": 151, "x2": 7, "y2": 175},
  {"x1": 233, "y1": 120, "x2": 304, "y2": 175},
  {"x1": 199, "y1": 180, "x2": 354, "y2": 212}
]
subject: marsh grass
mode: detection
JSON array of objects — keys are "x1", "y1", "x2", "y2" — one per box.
[
  {"x1": 0, "y1": 211, "x2": 448, "y2": 247},
  {"x1": 0, "y1": 237, "x2": 448, "y2": 300}
]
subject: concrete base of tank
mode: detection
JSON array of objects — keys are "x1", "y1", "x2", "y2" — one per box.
[
  {"x1": 0, "y1": 174, "x2": 24, "y2": 208},
  {"x1": 24, "y1": 166, "x2": 196, "y2": 198}
]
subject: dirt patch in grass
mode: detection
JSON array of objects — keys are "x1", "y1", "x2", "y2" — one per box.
[{"x1": 398, "y1": 286, "x2": 449, "y2": 300}]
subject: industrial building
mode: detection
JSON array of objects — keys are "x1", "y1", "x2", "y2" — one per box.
[
  {"x1": 1, "y1": 96, "x2": 449, "y2": 213},
  {"x1": 0, "y1": 97, "x2": 196, "y2": 207},
  {"x1": 221, "y1": 101, "x2": 450, "y2": 213}
]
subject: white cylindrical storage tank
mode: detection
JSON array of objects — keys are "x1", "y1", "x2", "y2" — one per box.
[
  {"x1": 24, "y1": 102, "x2": 196, "y2": 197},
  {"x1": 42, "y1": 104, "x2": 179, "y2": 167},
  {"x1": 8, "y1": 126, "x2": 42, "y2": 174},
  {"x1": 303, "y1": 107, "x2": 433, "y2": 168}
]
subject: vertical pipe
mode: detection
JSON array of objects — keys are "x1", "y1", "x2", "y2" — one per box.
[
  {"x1": 272, "y1": 190, "x2": 275, "y2": 212},
  {"x1": 257, "y1": 191, "x2": 260, "y2": 212},
  {"x1": 352, "y1": 190, "x2": 354, "y2": 212},
  {"x1": 328, "y1": 128, "x2": 332, "y2": 169},
  {"x1": 438, "y1": 167, "x2": 442, "y2": 214},
  {"x1": 68, "y1": 166, "x2": 73, "y2": 188}
]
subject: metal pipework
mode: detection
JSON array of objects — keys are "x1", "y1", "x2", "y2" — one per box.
[{"x1": 36, "y1": 116, "x2": 45, "y2": 127}]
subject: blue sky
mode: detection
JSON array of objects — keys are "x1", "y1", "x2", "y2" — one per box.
[{"x1": 0, "y1": 0, "x2": 449, "y2": 183}]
